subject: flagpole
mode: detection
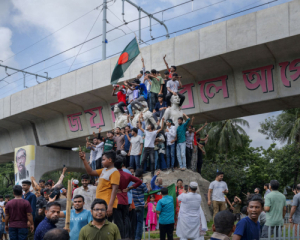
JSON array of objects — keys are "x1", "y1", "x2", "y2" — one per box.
[{"x1": 134, "y1": 33, "x2": 143, "y2": 59}]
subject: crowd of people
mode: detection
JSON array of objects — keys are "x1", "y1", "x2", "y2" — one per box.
[
  {"x1": 1, "y1": 162, "x2": 299, "y2": 240},
  {"x1": 0, "y1": 55, "x2": 297, "y2": 240}
]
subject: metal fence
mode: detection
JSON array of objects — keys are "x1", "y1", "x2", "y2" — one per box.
[{"x1": 261, "y1": 224, "x2": 300, "y2": 240}]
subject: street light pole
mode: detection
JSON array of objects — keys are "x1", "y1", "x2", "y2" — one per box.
[{"x1": 102, "y1": 0, "x2": 107, "y2": 60}]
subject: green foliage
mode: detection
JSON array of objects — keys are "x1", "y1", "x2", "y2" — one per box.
[
  {"x1": 206, "y1": 118, "x2": 249, "y2": 153},
  {"x1": 259, "y1": 108, "x2": 300, "y2": 144},
  {"x1": 41, "y1": 169, "x2": 84, "y2": 188},
  {"x1": 0, "y1": 162, "x2": 14, "y2": 197}
]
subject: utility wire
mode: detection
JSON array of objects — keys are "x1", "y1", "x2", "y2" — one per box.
[
  {"x1": 0, "y1": 0, "x2": 220, "y2": 82},
  {"x1": 68, "y1": 7, "x2": 103, "y2": 72},
  {"x1": 2, "y1": 0, "x2": 113, "y2": 62},
  {"x1": 0, "y1": 0, "x2": 276, "y2": 89}
]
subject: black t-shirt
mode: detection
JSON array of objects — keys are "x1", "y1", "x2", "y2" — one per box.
[
  {"x1": 197, "y1": 141, "x2": 206, "y2": 159},
  {"x1": 163, "y1": 79, "x2": 171, "y2": 98}
]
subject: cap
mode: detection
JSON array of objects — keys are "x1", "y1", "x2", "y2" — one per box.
[
  {"x1": 73, "y1": 179, "x2": 79, "y2": 185},
  {"x1": 189, "y1": 182, "x2": 198, "y2": 188}
]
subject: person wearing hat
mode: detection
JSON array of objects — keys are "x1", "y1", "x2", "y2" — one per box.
[
  {"x1": 176, "y1": 182, "x2": 207, "y2": 240},
  {"x1": 164, "y1": 118, "x2": 177, "y2": 172},
  {"x1": 72, "y1": 180, "x2": 79, "y2": 197}
]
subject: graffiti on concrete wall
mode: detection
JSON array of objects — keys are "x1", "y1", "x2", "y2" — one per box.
[{"x1": 66, "y1": 57, "x2": 300, "y2": 132}]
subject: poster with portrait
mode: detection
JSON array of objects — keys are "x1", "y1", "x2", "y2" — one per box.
[{"x1": 14, "y1": 145, "x2": 35, "y2": 186}]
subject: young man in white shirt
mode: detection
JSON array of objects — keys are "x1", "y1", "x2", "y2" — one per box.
[
  {"x1": 166, "y1": 73, "x2": 185, "y2": 107},
  {"x1": 163, "y1": 118, "x2": 177, "y2": 172},
  {"x1": 127, "y1": 128, "x2": 143, "y2": 170},
  {"x1": 208, "y1": 172, "x2": 229, "y2": 220},
  {"x1": 138, "y1": 113, "x2": 163, "y2": 176}
]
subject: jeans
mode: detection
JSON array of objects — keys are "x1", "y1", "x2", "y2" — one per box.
[
  {"x1": 135, "y1": 206, "x2": 145, "y2": 240},
  {"x1": 9, "y1": 227, "x2": 28, "y2": 240},
  {"x1": 114, "y1": 204, "x2": 130, "y2": 239},
  {"x1": 128, "y1": 96, "x2": 146, "y2": 116},
  {"x1": 128, "y1": 104, "x2": 134, "y2": 116},
  {"x1": 152, "y1": 110, "x2": 165, "y2": 123},
  {"x1": 186, "y1": 147, "x2": 193, "y2": 169},
  {"x1": 166, "y1": 92, "x2": 185, "y2": 107},
  {"x1": 149, "y1": 92, "x2": 158, "y2": 112},
  {"x1": 91, "y1": 160, "x2": 96, "y2": 171},
  {"x1": 155, "y1": 151, "x2": 167, "y2": 170},
  {"x1": 261, "y1": 225, "x2": 282, "y2": 238},
  {"x1": 130, "y1": 155, "x2": 141, "y2": 169},
  {"x1": 141, "y1": 148, "x2": 155, "y2": 174},
  {"x1": 129, "y1": 208, "x2": 136, "y2": 240},
  {"x1": 159, "y1": 223, "x2": 174, "y2": 240},
  {"x1": 176, "y1": 142, "x2": 186, "y2": 168},
  {"x1": 111, "y1": 102, "x2": 126, "y2": 114},
  {"x1": 166, "y1": 144, "x2": 175, "y2": 168}
]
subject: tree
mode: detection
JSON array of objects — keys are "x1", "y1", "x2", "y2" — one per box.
[
  {"x1": 259, "y1": 108, "x2": 300, "y2": 186},
  {"x1": 0, "y1": 162, "x2": 14, "y2": 197},
  {"x1": 259, "y1": 108, "x2": 300, "y2": 144},
  {"x1": 207, "y1": 118, "x2": 250, "y2": 153}
]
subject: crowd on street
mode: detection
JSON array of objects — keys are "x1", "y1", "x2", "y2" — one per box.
[{"x1": 0, "y1": 56, "x2": 297, "y2": 240}]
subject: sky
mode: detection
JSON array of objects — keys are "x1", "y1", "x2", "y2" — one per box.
[{"x1": 0, "y1": 0, "x2": 291, "y2": 149}]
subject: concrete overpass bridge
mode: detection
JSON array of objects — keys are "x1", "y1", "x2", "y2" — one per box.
[{"x1": 1, "y1": 0, "x2": 300, "y2": 180}]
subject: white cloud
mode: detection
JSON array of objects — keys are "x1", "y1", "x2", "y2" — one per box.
[{"x1": 242, "y1": 111, "x2": 282, "y2": 149}]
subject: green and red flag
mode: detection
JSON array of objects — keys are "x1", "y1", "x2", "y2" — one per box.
[
  {"x1": 143, "y1": 183, "x2": 177, "y2": 218},
  {"x1": 111, "y1": 37, "x2": 140, "y2": 85}
]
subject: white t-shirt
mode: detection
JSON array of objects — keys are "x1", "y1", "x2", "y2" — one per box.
[
  {"x1": 95, "y1": 142, "x2": 104, "y2": 159},
  {"x1": 185, "y1": 131, "x2": 194, "y2": 149},
  {"x1": 167, "y1": 80, "x2": 179, "y2": 93},
  {"x1": 127, "y1": 89, "x2": 134, "y2": 103},
  {"x1": 209, "y1": 180, "x2": 228, "y2": 202},
  {"x1": 130, "y1": 135, "x2": 143, "y2": 156},
  {"x1": 144, "y1": 130, "x2": 158, "y2": 148}
]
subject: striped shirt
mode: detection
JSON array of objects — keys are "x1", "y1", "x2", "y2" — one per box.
[{"x1": 132, "y1": 183, "x2": 148, "y2": 207}]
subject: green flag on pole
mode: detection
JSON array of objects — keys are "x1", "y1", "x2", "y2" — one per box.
[
  {"x1": 143, "y1": 184, "x2": 177, "y2": 218},
  {"x1": 111, "y1": 37, "x2": 140, "y2": 85}
]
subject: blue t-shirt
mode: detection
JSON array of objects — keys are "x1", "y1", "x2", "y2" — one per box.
[
  {"x1": 138, "y1": 83, "x2": 148, "y2": 100},
  {"x1": 124, "y1": 133, "x2": 132, "y2": 151},
  {"x1": 154, "y1": 101, "x2": 167, "y2": 112},
  {"x1": 63, "y1": 209, "x2": 93, "y2": 240},
  {"x1": 156, "y1": 195, "x2": 174, "y2": 225},
  {"x1": 234, "y1": 217, "x2": 260, "y2": 240}
]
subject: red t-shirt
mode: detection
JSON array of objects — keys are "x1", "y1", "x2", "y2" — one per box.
[
  {"x1": 5, "y1": 199, "x2": 32, "y2": 228},
  {"x1": 117, "y1": 169, "x2": 142, "y2": 205},
  {"x1": 117, "y1": 90, "x2": 126, "y2": 104}
]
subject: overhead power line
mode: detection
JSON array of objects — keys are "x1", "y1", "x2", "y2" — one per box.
[
  {"x1": 68, "y1": 7, "x2": 103, "y2": 72},
  {"x1": 2, "y1": 0, "x2": 114, "y2": 62},
  {"x1": 0, "y1": 0, "x2": 277, "y2": 92}
]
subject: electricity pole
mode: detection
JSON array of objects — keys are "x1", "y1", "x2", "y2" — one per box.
[{"x1": 102, "y1": 0, "x2": 107, "y2": 60}]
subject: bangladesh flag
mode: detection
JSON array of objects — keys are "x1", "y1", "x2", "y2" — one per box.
[
  {"x1": 143, "y1": 184, "x2": 177, "y2": 218},
  {"x1": 111, "y1": 38, "x2": 140, "y2": 85}
]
